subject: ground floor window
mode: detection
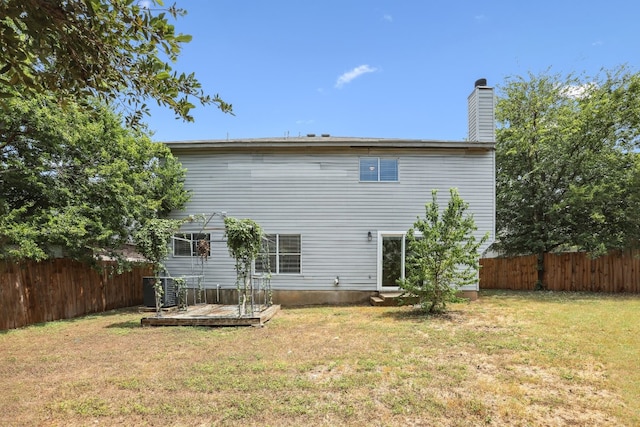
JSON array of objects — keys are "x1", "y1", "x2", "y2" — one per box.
[
  {"x1": 173, "y1": 233, "x2": 211, "y2": 257},
  {"x1": 255, "y1": 234, "x2": 301, "y2": 274}
]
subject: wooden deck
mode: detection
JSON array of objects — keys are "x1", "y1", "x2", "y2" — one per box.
[{"x1": 140, "y1": 304, "x2": 280, "y2": 327}]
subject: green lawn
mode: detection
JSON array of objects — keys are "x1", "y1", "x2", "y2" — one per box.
[{"x1": 1, "y1": 291, "x2": 638, "y2": 426}]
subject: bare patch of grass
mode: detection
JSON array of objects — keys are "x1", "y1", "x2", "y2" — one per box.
[{"x1": 0, "y1": 291, "x2": 638, "y2": 426}]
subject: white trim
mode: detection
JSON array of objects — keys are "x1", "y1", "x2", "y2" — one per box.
[
  {"x1": 376, "y1": 231, "x2": 406, "y2": 291},
  {"x1": 172, "y1": 232, "x2": 211, "y2": 258},
  {"x1": 359, "y1": 157, "x2": 399, "y2": 182},
  {"x1": 255, "y1": 233, "x2": 302, "y2": 275}
]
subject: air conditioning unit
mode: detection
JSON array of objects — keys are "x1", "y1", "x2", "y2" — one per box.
[{"x1": 143, "y1": 277, "x2": 177, "y2": 308}]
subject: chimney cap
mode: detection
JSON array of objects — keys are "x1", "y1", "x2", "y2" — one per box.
[{"x1": 474, "y1": 78, "x2": 488, "y2": 87}]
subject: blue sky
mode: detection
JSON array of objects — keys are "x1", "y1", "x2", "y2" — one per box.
[{"x1": 145, "y1": 1, "x2": 640, "y2": 142}]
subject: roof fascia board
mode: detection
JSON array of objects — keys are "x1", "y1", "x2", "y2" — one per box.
[{"x1": 164, "y1": 139, "x2": 495, "y2": 151}]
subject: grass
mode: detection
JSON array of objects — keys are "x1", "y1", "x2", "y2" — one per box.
[{"x1": 0, "y1": 290, "x2": 638, "y2": 426}]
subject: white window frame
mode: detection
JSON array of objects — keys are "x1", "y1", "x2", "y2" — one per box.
[
  {"x1": 255, "y1": 234, "x2": 301, "y2": 275},
  {"x1": 172, "y1": 233, "x2": 211, "y2": 257},
  {"x1": 359, "y1": 157, "x2": 399, "y2": 182},
  {"x1": 376, "y1": 231, "x2": 422, "y2": 290}
]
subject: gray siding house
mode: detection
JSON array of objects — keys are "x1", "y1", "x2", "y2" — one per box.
[{"x1": 164, "y1": 81, "x2": 496, "y2": 305}]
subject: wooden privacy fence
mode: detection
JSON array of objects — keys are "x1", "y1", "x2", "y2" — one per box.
[
  {"x1": 480, "y1": 250, "x2": 640, "y2": 293},
  {"x1": 0, "y1": 258, "x2": 152, "y2": 330}
]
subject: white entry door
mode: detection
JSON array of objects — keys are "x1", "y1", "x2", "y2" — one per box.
[{"x1": 377, "y1": 232, "x2": 406, "y2": 291}]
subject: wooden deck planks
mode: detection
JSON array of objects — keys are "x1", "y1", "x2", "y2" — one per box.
[{"x1": 140, "y1": 304, "x2": 280, "y2": 327}]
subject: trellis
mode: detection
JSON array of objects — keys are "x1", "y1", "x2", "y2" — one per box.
[
  {"x1": 223, "y1": 216, "x2": 273, "y2": 317},
  {"x1": 170, "y1": 234, "x2": 207, "y2": 306},
  {"x1": 239, "y1": 234, "x2": 273, "y2": 316},
  {"x1": 141, "y1": 212, "x2": 272, "y2": 317},
  {"x1": 169, "y1": 212, "x2": 272, "y2": 317},
  {"x1": 165, "y1": 212, "x2": 225, "y2": 310}
]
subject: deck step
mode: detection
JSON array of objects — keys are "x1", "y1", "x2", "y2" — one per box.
[
  {"x1": 370, "y1": 292, "x2": 418, "y2": 307},
  {"x1": 379, "y1": 292, "x2": 403, "y2": 299},
  {"x1": 370, "y1": 296, "x2": 384, "y2": 305},
  {"x1": 370, "y1": 293, "x2": 402, "y2": 307}
]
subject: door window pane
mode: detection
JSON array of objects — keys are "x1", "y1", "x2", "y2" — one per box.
[{"x1": 382, "y1": 236, "x2": 403, "y2": 287}]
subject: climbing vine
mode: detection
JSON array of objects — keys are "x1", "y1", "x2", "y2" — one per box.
[
  {"x1": 134, "y1": 218, "x2": 184, "y2": 315},
  {"x1": 224, "y1": 217, "x2": 263, "y2": 262},
  {"x1": 224, "y1": 216, "x2": 263, "y2": 315},
  {"x1": 173, "y1": 277, "x2": 188, "y2": 311},
  {"x1": 134, "y1": 219, "x2": 184, "y2": 274},
  {"x1": 197, "y1": 238, "x2": 210, "y2": 260}
]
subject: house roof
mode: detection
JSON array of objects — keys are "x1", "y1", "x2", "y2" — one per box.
[{"x1": 163, "y1": 136, "x2": 495, "y2": 152}]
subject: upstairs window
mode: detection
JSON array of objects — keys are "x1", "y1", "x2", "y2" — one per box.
[
  {"x1": 173, "y1": 233, "x2": 211, "y2": 257},
  {"x1": 255, "y1": 234, "x2": 301, "y2": 274},
  {"x1": 359, "y1": 157, "x2": 398, "y2": 182}
]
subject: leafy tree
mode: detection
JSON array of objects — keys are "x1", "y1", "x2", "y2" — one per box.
[
  {"x1": 495, "y1": 67, "x2": 640, "y2": 288},
  {"x1": 0, "y1": 0, "x2": 232, "y2": 126},
  {"x1": 399, "y1": 189, "x2": 488, "y2": 313},
  {"x1": 133, "y1": 218, "x2": 184, "y2": 278},
  {"x1": 0, "y1": 94, "x2": 190, "y2": 260}
]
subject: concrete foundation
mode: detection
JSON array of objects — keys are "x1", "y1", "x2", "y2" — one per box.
[
  {"x1": 271, "y1": 290, "x2": 378, "y2": 306},
  {"x1": 458, "y1": 290, "x2": 479, "y2": 301},
  {"x1": 188, "y1": 288, "x2": 478, "y2": 307}
]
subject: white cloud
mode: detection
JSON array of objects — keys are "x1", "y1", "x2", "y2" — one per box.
[
  {"x1": 138, "y1": 0, "x2": 152, "y2": 8},
  {"x1": 592, "y1": 40, "x2": 604, "y2": 46},
  {"x1": 335, "y1": 65, "x2": 378, "y2": 88},
  {"x1": 383, "y1": 14, "x2": 393, "y2": 22},
  {"x1": 474, "y1": 14, "x2": 486, "y2": 21}
]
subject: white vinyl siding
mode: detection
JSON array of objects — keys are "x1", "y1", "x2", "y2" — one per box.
[
  {"x1": 165, "y1": 148, "x2": 495, "y2": 292},
  {"x1": 468, "y1": 86, "x2": 496, "y2": 142}
]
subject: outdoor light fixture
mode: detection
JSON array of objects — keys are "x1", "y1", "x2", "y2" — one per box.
[{"x1": 368, "y1": 231, "x2": 373, "y2": 241}]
